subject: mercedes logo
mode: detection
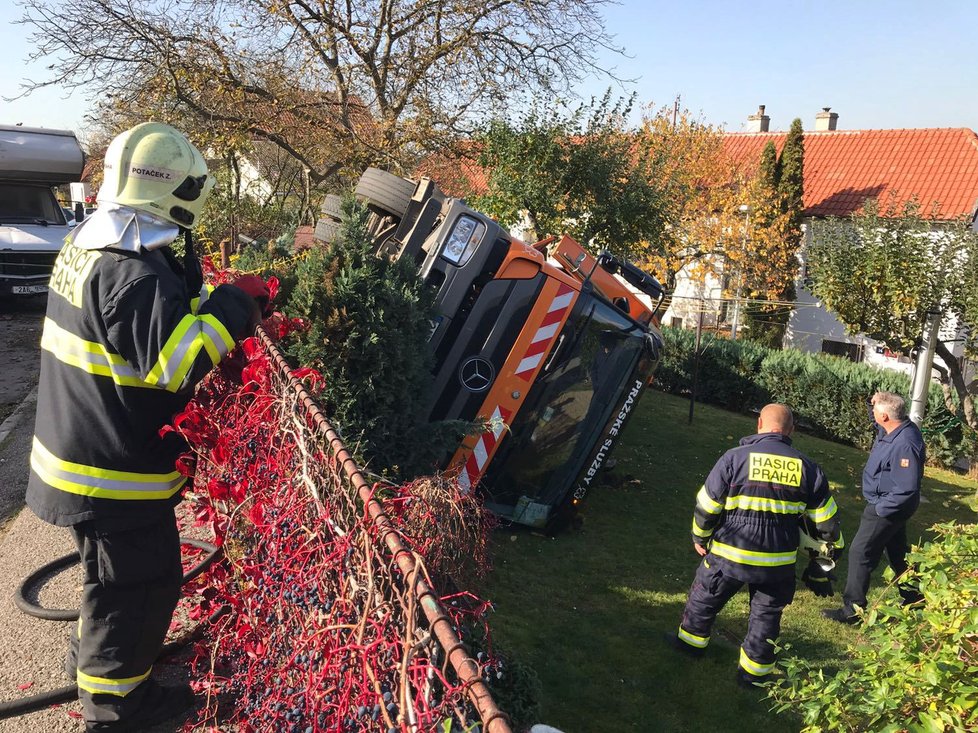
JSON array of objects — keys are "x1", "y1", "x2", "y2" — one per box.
[{"x1": 459, "y1": 356, "x2": 495, "y2": 393}]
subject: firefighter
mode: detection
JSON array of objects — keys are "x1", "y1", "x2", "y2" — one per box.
[
  {"x1": 823, "y1": 391, "x2": 925, "y2": 624},
  {"x1": 26, "y1": 122, "x2": 271, "y2": 732},
  {"x1": 667, "y1": 404, "x2": 842, "y2": 688}
]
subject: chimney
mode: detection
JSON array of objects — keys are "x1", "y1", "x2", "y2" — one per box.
[
  {"x1": 815, "y1": 107, "x2": 839, "y2": 131},
  {"x1": 747, "y1": 105, "x2": 770, "y2": 133}
]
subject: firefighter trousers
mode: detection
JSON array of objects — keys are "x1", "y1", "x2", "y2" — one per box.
[
  {"x1": 842, "y1": 503, "x2": 918, "y2": 614},
  {"x1": 678, "y1": 557, "x2": 795, "y2": 677},
  {"x1": 66, "y1": 511, "x2": 183, "y2": 725}
]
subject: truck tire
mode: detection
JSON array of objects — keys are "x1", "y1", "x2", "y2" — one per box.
[
  {"x1": 355, "y1": 168, "x2": 416, "y2": 220},
  {"x1": 319, "y1": 193, "x2": 344, "y2": 222},
  {"x1": 313, "y1": 217, "x2": 341, "y2": 244}
]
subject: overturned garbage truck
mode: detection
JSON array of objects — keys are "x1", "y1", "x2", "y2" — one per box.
[{"x1": 316, "y1": 169, "x2": 665, "y2": 533}]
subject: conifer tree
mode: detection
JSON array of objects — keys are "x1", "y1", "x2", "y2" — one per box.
[
  {"x1": 285, "y1": 197, "x2": 470, "y2": 479},
  {"x1": 743, "y1": 121, "x2": 804, "y2": 348}
]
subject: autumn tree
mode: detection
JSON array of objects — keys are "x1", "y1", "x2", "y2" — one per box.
[
  {"x1": 807, "y1": 195, "x2": 978, "y2": 439},
  {"x1": 17, "y1": 0, "x2": 622, "y2": 182},
  {"x1": 631, "y1": 107, "x2": 798, "y2": 335},
  {"x1": 472, "y1": 94, "x2": 668, "y2": 257},
  {"x1": 635, "y1": 104, "x2": 742, "y2": 292}
]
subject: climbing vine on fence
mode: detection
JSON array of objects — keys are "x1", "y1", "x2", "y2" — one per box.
[{"x1": 168, "y1": 326, "x2": 505, "y2": 733}]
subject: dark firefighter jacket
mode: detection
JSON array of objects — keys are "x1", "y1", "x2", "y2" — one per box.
[
  {"x1": 26, "y1": 238, "x2": 254, "y2": 529},
  {"x1": 862, "y1": 418, "x2": 925, "y2": 518},
  {"x1": 691, "y1": 432, "x2": 841, "y2": 583}
]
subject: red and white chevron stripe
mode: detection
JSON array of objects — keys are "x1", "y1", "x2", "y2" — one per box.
[
  {"x1": 513, "y1": 283, "x2": 575, "y2": 382},
  {"x1": 457, "y1": 405, "x2": 512, "y2": 493}
]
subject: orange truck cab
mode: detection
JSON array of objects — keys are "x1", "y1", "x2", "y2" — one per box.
[{"x1": 327, "y1": 169, "x2": 666, "y2": 532}]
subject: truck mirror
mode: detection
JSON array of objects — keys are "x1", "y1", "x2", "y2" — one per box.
[{"x1": 74, "y1": 202, "x2": 85, "y2": 223}]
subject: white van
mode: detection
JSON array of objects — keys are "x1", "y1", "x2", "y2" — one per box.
[{"x1": 0, "y1": 125, "x2": 85, "y2": 296}]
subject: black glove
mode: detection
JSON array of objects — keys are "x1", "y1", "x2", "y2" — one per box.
[{"x1": 801, "y1": 558, "x2": 836, "y2": 598}]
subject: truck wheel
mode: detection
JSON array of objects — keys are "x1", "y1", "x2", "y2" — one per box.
[
  {"x1": 319, "y1": 193, "x2": 344, "y2": 223},
  {"x1": 355, "y1": 168, "x2": 416, "y2": 220},
  {"x1": 313, "y1": 218, "x2": 341, "y2": 244}
]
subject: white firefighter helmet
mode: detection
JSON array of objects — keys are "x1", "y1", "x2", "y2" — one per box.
[{"x1": 97, "y1": 122, "x2": 214, "y2": 228}]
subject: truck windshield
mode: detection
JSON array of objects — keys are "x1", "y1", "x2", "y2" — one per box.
[
  {"x1": 0, "y1": 183, "x2": 65, "y2": 225},
  {"x1": 482, "y1": 295, "x2": 645, "y2": 524}
]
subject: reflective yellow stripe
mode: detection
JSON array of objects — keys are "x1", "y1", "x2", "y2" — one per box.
[
  {"x1": 696, "y1": 486, "x2": 723, "y2": 515},
  {"x1": 807, "y1": 496, "x2": 839, "y2": 523},
  {"x1": 145, "y1": 315, "x2": 195, "y2": 389},
  {"x1": 190, "y1": 284, "x2": 214, "y2": 315},
  {"x1": 145, "y1": 313, "x2": 234, "y2": 392},
  {"x1": 30, "y1": 438, "x2": 186, "y2": 500},
  {"x1": 40, "y1": 319, "x2": 158, "y2": 389},
  {"x1": 725, "y1": 495, "x2": 807, "y2": 514},
  {"x1": 691, "y1": 517, "x2": 713, "y2": 538},
  {"x1": 711, "y1": 541, "x2": 796, "y2": 567},
  {"x1": 739, "y1": 648, "x2": 775, "y2": 676},
  {"x1": 76, "y1": 667, "x2": 151, "y2": 697},
  {"x1": 199, "y1": 313, "x2": 235, "y2": 352},
  {"x1": 678, "y1": 627, "x2": 709, "y2": 648}
]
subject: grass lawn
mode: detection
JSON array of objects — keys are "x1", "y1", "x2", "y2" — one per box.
[{"x1": 479, "y1": 390, "x2": 978, "y2": 733}]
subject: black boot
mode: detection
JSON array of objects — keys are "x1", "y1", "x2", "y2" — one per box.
[
  {"x1": 663, "y1": 632, "x2": 705, "y2": 659},
  {"x1": 736, "y1": 669, "x2": 769, "y2": 690},
  {"x1": 86, "y1": 681, "x2": 195, "y2": 733},
  {"x1": 821, "y1": 607, "x2": 859, "y2": 625}
]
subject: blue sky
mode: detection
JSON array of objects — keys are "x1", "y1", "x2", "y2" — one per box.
[{"x1": 2, "y1": 0, "x2": 977, "y2": 134}]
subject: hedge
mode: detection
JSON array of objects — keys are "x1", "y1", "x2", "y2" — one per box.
[{"x1": 654, "y1": 327, "x2": 973, "y2": 468}]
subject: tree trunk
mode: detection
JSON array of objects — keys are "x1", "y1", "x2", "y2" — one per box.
[{"x1": 935, "y1": 340, "x2": 977, "y2": 430}]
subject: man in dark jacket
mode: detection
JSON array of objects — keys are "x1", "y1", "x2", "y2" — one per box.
[
  {"x1": 668, "y1": 404, "x2": 842, "y2": 688},
  {"x1": 823, "y1": 391, "x2": 925, "y2": 624},
  {"x1": 27, "y1": 122, "x2": 270, "y2": 732}
]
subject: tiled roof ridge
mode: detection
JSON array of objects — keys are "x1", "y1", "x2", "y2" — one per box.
[{"x1": 727, "y1": 127, "x2": 977, "y2": 135}]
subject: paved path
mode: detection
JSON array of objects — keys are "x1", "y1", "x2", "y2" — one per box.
[{"x1": 0, "y1": 298, "x2": 192, "y2": 732}]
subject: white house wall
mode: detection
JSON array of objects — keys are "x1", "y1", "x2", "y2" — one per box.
[{"x1": 661, "y1": 262, "x2": 725, "y2": 330}]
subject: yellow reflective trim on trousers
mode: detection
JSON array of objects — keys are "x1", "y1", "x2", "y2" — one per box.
[
  {"x1": 678, "y1": 627, "x2": 709, "y2": 648},
  {"x1": 691, "y1": 517, "x2": 713, "y2": 538},
  {"x1": 724, "y1": 495, "x2": 807, "y2": 514},
  {"x1": 710, "y1": 541, "x2": 796, "y2": 567},
  {"x1": 31, "y1": 438, "x2": 186, "y2": 500},
  {"x1": 807, "y1": 496, "x2": 839, "y2": 523},
  {"x1": 76, "y1": 667, "x2": 152, "y2": 697},
  {"x1": 696, "y1": 486, "x2": 723, "y2": 515},
  {"x1": 39, "y1": 318, "x2": 156, "y2": 389},
  {"x1": 739, "y1": 648, "x2": 775, "y2": 676}
]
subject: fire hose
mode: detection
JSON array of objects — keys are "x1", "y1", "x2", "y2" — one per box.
[{"x1": 0, "y1": 538, "x2": 222, "y2": 720}]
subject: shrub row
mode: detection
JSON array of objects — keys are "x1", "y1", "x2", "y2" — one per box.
[{"x1": 653, "y1": 326, "x2": 972, "y2": 468}]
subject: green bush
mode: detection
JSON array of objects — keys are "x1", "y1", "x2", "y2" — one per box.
[
  {"x1": 281, "y1": 196, "x2": 470, "y2": 479},
  {"x1": 768, "y1": 522, "x2": 978, "y2": 732},
  {"x1": 655, "y1": 326, "x2": 972, "y2": 467},
  {"x1": 655, "y1": 327, "x2": 769, "y2": 412}
]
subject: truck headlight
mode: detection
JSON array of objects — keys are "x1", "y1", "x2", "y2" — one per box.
[{"x1": 440, "y1": 214, "x2": 486, "y2": 267}]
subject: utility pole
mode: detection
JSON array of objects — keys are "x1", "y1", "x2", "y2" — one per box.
[
  {"x1": 730, "y1": 205, "x2": 749, "y2": 340},
  {"x1": 909, "y1": 310, "x2": 941, "y2": 426}
]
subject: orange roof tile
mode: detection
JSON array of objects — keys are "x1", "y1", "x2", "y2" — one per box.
[{"x1": 723, "y1": 128, "x2": 978, "y2": 220}]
